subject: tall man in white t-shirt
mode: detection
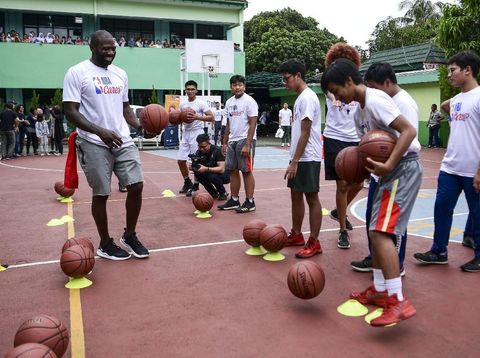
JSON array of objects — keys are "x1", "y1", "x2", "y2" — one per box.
[
  {"x1": 277, "y1": 59, "x2": 324, "y2": 258},
  {"x1": 178, "y1": 80, "x2": 214, "y2": 195},
  {"x1": 278, "y1": 103, "x2": 292, "y2": 147},
  {"x1": 414, "y1": 50, "x2": 480, "y2": 272},
  {"x1": 63, "y1": 30, "x2": 149, "y2": 261}
]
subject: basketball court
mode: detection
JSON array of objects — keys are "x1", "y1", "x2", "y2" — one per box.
[{"x1": 0, "y1": 146, "x2": 478, "y2": 357}]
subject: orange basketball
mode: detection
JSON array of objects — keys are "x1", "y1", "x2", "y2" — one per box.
[
  {"x1": 54, "y1": 182, "x2": 75, "y2": 198},
  {"x1": 60, "y1": 244, "x2": 95, "y2": 278},
  {"x1": 358, "y1": 129, "x2": 397, "y2": 166},
  {"x1": 5, "y1": 343, "x2": 57, "y2": 358},
  {"x1": 14, "y1": 314, "x2": 69, "y2": 357},
  {"x1": 168, "y1": 109, "x2": 182, "y2": 125},
  {"x1": 243, "y1": 219, "x2": 267, "y2": 247},
  {"x1": 193, "y1": 192, "x2": 214, "y2": 212},
  {"x1": 180, "y1": 107, "x2": 196, "y2": 124},
  {"x1": 61, "y1": 237, "x2": 94, "y2": 254},
  {"x1": 287, "y1": 261, "x2": 325, "y2": 299},
  {"x1": 191, "y1": 188, "x2": 207, "y2": 202},
  {"x1": 335, "y1": 146, "x2": 369, "y2": 184},
  {"x1": 259, "y1": 224, "x2": 287, "y2": 252},
  {"x1": 139, "y1": 104, "x2": 169, "y2": 135}
]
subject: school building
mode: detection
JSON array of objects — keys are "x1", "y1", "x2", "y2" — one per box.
[{"x1": 0, "y1": 0, "x2": 247, "y2": 108}]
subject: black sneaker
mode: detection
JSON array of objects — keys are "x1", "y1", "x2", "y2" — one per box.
[
  {"x1": 351, "y1": 257, "x2": 373, "y2": 272},
  {"x1": 337, "y1": 230, "x2": 350, "y2": 249},
  {"x1": 460, "y1": 257, "x2": 480, "y2": 272},
  {"x1": 120, "y1": 230, "x2": 149, "y2": 259},
  {"x1": 329, "y1": 208, "x2": 353, "y2": 231},
  {"x1": 97, "y1": 239, "x2": 131, "y2": 261},
  {"x1": 186, "y1": 183, "x2": 199, "y2": 197},
  {"x1": 118, "y1": 183, "x2": 127, "y2": 193},
  {"x1": 413, "y1": 250, "x2": 448, "y2": 264},
  {"x1": 217, "y1": 192, "x2": 228, "y2": 201},
  {"x1": 217, "y1": 197, "x2": 240, "y2": 210},
  {"x1": 179, "y1": 179, "x2": 193, "y2": 194},
  {"x1": 235, "y1": 199, "x2": 256, "y2": 213},
  {"x1": 462, "y1": 235, "x2": 476, "y2": 249}
]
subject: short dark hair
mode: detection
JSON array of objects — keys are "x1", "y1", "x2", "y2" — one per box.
[
  {"x1": 229, "y1": 75, "x2": 245, "y2": 85},
  {"x1": 320, "y1": 58, "x2": 363, "y2": 93},
  {"x1": 196, "y1": 133, "x2": 210, "y2": 144},
  {"x1": 277, "y1": 59, "x2": 306, "y2": 80},
  {"x1": 90, "y1": 30, "x2": 113, "y2": 47},
  {"x1": 363, "y1": 62, "x2": 397, "y2": 84},
  {"x1": 185, "y1": 80, "x2": 198, "y2": 89},
  {"x1": 448, "y1": 50, "x2": 480, "y2": 77},
  {"x1": 16, "y1": 104, "x2": 23, "y2": 111},
  {"x1": 431, "y1": 104, "x2": 437, "y2": 108}
]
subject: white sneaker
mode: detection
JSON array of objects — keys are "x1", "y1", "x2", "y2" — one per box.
[
  {"x1": 287, "y1": 143, "x2": 290, "y2": 147},
  {"x1": 281, "y1": 143, "x2": 285, "y2": 147}
]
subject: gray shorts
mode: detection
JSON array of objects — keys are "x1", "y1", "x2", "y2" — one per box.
[
  {"x1": 225, "y1": 138, "x2": 256, "y2": 173},
  {"x1": 76, "y1": 137, "x2": 144, "y2": 196},
  {"x1": 370, "y1": 154, "x2": 422, "y2": 236},
  {"x1": 287, "y1": 161, "x2": 321, "y2": 193}
]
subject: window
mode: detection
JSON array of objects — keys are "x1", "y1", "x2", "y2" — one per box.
[
  {"x1": 0, "y1": 11, "x2": 4, "y2": 34},
  {"x1": 197, "y1": 24, "x2": 224, "y2": 40},
  {"x1": 100, "y1": 17, "x2": 154, "y2": 44},
  {"x1": 170, "y1": 22, "x2": 194, "y2": 45},
  {"x1": 22, "y1": 13, "x2": 82, "y2": 40}
]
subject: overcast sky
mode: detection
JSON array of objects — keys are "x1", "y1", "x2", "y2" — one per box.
[{"x1": 244, "y1": 0, "x2": 457, "y2": 48}]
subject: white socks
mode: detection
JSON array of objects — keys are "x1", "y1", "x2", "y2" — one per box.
[
  {"x1": 373, "y1": 269, "x2": 386, "y2": 292},
  {"x1": 385, "y1": 277, "x2": 404, "y2": 301}
]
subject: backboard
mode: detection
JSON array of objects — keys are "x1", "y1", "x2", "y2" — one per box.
[{"x1": 185, "y1": 39, "x2": 234, "y2": 74}]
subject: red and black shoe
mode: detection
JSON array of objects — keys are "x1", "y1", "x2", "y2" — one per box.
[
  {"x1": 370, "y1": 294, "x2": 416, "y2": 327},
  {"x1": 295, "y1": 237, "x2": 322, "y2": 258},
  {"x1": 285, "y1": 230, "x2": 305, "y2": 247},
  {"x1": 350, "y1": 285, "x2": 389, "y2": 307}
]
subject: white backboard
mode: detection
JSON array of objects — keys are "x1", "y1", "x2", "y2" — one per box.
[{"x1": 185, "y1": 39, "x2": 234, "y2": 74}]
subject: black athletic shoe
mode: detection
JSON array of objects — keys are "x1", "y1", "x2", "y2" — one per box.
[
  {"x1": 413, "y1": 250, "x2": 448, "y2": 264},
  {"x1": 118, "y1": 184, "x2": 127, "y2": 193},
  {"x1": 97, "y1": 239, "x2": 131, "y2": 261},
  {"x1": 337, "y1": 230, "x2": 350, "y2": 249},
  {"x1": 329, "y1": 208, "x2": 353, "y2": 231},
  {"x1": 179, "y1": 179, "x2": 193, "y2": 194},
  {"x1": 460, "y1": 257, "x2": 480, "y2": 272},
  {"x1": 217, "y1": 192, "x2": 228, "y2": 201},
  {"x1": 235, "y1": 199, "x2": 256, "y2": 213},
  {"x1": 120, "y1": 230, "x2": 149, "y2": 259},
  {"x1": 186, "y1": 183, "x2": 199, "y2": 197},
  {"x1": 351, "y1": 257, "x2": 373, "y2": 272},
  {"x1": 462, "y1": 235, "x2": 476, "y2": 249},
  {"x1": 217, "y1": 197, "x2": 240, "y2": 210}
]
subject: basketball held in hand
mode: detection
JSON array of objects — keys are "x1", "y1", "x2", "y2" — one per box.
[
  {"x1": 54, "y1": 182, "x2": 75, "y2": 198},
  {"x1": 180, "y1": 107, "x2": 196, "y2": 124},
  {"x1": 243, "y1": 219, "x2": 267, "y2": 247},
  {"x1": 335, "y1": 146, "x2": 369, "y2": 184},
  {"x1": 60, "y1": 244, "x2": 95, "y2": 278},
  {"x1": 287, "y1": 261, "x2": 325, "y2": 299},
  {"x1": 259, "y1": 224, "x2": 287, "y2": 252},
  {"x1": 139, "y1": 104, "x2": 169, "y2": 135},
  {"x1": 358, "y1": 129, "x2": 397, "y2": 167}
]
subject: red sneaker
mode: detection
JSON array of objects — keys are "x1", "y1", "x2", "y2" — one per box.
[
  {"x1": 370, "y1": 294, "x2": 416, "y2": 327},
  {"x1": 295, "y1": 237, "x2": 322, "y2": 258},
  {"x1": 350, "y1": 285, "x2": 389, "y2": 307},
  {"x1": 285, "y1": 230, "x2": 305, "y2": 247}
]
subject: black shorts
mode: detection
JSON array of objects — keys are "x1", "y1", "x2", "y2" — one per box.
[
  {"x1": 287, "y1": 161, "x2": 321, "y2": 193},
  {"x1": 324, "y1": 136, "x2": 359, "y2": 180}
]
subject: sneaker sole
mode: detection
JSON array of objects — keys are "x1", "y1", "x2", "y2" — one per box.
[
  {"x1": 461, "y1": 242, "x2": 475, "y2": 249},
  {"x1": 120, "y1": 239, "x2": 150, "y2": 259},
  {"x1": 217, "y1": 205, "x2": 239, "y2": 210},
  {"x1": 351, "y1": 265, "x2": 373, "y2": 272},
  {"x1": 285, "y1": 242, "x2": 306, "y2": 247},
  {"x1": 337, "y1": 243, "x2": 351, "y2": 249},
  {"x1": 96, "y1": 248, "x2": 131, "y2": 261},
  {"x1": 414, "y1": 257, "x2": 448, "y2": 265},
  {"x1": 295, "y1": 251, "x2": 322, "y2": 259},
  {"x1": 235, "y1": 207, "x2": 256, "y2": 213}
]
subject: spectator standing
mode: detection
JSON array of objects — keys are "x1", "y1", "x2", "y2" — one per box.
[
  {"x1": 0, "y1": 102, "x2": 19, "y2": 160},
  {"x1": 427, "y1": 104, "x2": 443, "y2": 147},
  {"x1": 35, "y1": 108, "x2": 50, "y2": 156},
  {"x1": 278, "y1": 102, "x2": 292, "y2": 147},
  {"x1": 212, "y1": 102, "x2": 223, "y2": 145},
  {"x1": 25, "y1": 108, "x2": 38, "y2": 155},
  {"x1": 51, "y1": 105, "x2": 65, "y2": 155},
  {"x1": 14, "y1": 104, "x2": 28, "y2": 156}
]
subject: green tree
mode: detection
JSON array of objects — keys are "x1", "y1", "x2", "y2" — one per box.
[
  {"x1": 149, "y1": 86, "x2": 158, "y2": 104},
  {"x1": 244, "y1": 8, "x2": 343, "y2": 76},
  {"x1": 49, "y1": 89, "x2": 63, "y2": 107},
  {"x1": 27, "y1": 90, "x2": 40, "y2": 112},
  {"x1": 398, "y1": 0, "x2": 442, "y2": 25}
]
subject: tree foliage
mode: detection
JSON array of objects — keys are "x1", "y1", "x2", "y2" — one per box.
[
  {"x1": 244, "y1": 8, "x2": 343, "y2": 76},
  {"x1": 398, "y1": 0, "x2": 442, "y2": 25},
  {"x1": 149, "y1": 86, "x2": 158, "y2": 104},
  {"x1": 49, "y1": 89, "x2": 63, "y2": 107}
]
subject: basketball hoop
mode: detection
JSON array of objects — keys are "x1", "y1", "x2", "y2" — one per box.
[{"x1": 207, "y1": 65, "x2": 218, "y2": 78}]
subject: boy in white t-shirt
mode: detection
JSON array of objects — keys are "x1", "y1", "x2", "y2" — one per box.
[
  {"x1": 277, "y1": 59, "x2": 323, "y2": 259},
  {"x1": 322, "y1": 58, "x2": 421, "y2": 327},
  {"x1": 278, "y1": 103, "x2": 292, "y2": 146},
  {"x1": 414, "y1": 50, "x2": 480, "y2": 272},
  {"x1": 212, "y1": 102, "x2": 223, "y2": 146}
]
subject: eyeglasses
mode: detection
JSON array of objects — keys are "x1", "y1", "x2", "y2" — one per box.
[{"x1": 282, "y1": 74, "x2": 293, "y2": 84}]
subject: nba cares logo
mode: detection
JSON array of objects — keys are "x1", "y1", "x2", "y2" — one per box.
[{"x1": 93, "y1": 77, "x2": 102, "y2": 94}]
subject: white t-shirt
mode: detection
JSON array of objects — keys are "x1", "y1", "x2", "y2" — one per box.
[
  {"x1": 392, "y1": 89, "x2": 421, "y2": 154},
  {"x1": 213, "y1": 108, "x2": 223, "y2": 122},
  {"x1": 323, "y1": 96, "x2": 360, "y2": 142},
  {"x1": 63, "y1": 60, "x2": 132, "y2": 147},
  {"x1": 225, "y1": 93, "x2": 258, "y2": 142},
  {"x1": 180, "y1": 98, "x2": 210, "y2": 132},
  {"x1": 279, "y1": 108, "x2": 292, "y2": 126},
  {"x1": 441, "y1": 86, "x2": 480, "y2": 177},
  {"x1": 291, "y1": 87, "x2": 322, "y2": 161}
]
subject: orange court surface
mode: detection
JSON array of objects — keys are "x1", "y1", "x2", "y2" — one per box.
[{"x1": 0, "y1": 146, "x2": 478, "y2": 357}]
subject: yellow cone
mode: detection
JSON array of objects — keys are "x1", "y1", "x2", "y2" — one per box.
[
  {"x1": 162, "y1": 189, "x2": 176, "y2": 198},
  {"x1": 322, "y1": 208, "x2": 330, "y2": 215},
  {"x1": 0, "y1": 265, "x2": 7, "y2": 272},
  {"x1": 60, "y1": 197, "x2": 74, "y2": 203},
  {"x1": 60, "y1": 215, "x2": 74, "y2": 223},
  {"x1": 337, "y1": 299, "x2": 369, "y2": 317},
  {"x1": 47, "y1": 218, "x2": 64, "y2": 226}
]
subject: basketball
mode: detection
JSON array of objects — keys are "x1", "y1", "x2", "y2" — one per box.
[
  {"x1": 191, "y1": 188, "x2": 207, "y2": 202},
  {"x1": 287, "y1": 261, "x2": 325, "y2": 299},
  {"x1": 14, "y1": 314, "x2": 69, "y2": 357},
  {"x1": 358, "y1": 129, "x2": 397, "y2": 166},
  {"x1": 60, "y1": 244, "x2": 95, "y2": 278},
  {"x1": 259, "y1": 224, "x2": 287, "y2": 252},
  {"x1": 335, "y1": 146, "x2": 369, "y2": 184},
  {"x1": 193, "y1": 192, "x2": 214, "y2": 212},
  {"x1": 139, "y1": 104, "x2": 169, "y2": 135},
  {"x1": 5, "y1": 343, "x2": 57, "y2": 358},
  {"x1": 54, "y1": 182, "x2": 75, "y2": 198},
  {"x1": 180, "y1": 107, "x2": 196, "y2": 124},
  {"x1": 61, "y1": 237, "x2": 94, "y2": 254},
  {"x1": 243, "y1": 219, "x2": 267, "y2": 247},
  {"x1": 168, "y1": 109, "x2": 182, "y2": 125}
]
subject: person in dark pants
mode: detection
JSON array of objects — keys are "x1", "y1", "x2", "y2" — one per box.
[
  {"x1": 15, "y1": 104, "x2": 28, "y2": 156},
  {"x1": 188, "y1": 133, "x2": 229, "y2": 199},
  {"x1": 25, "y1": 108, "x2": 39, "y2": 155},
  {"x1": 0, "y1": 102, "x2": 19, "y2": 160},
  {"x1": 427, "y1": 104, "x2": 443, "y2": 147},
  {"x1": 51, "y1": 105, "x2": 65, "y2": 155}
]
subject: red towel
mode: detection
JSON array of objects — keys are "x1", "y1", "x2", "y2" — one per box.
[{"x1": 64, "y1": 131, "x2": 78, "y2": 189}]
